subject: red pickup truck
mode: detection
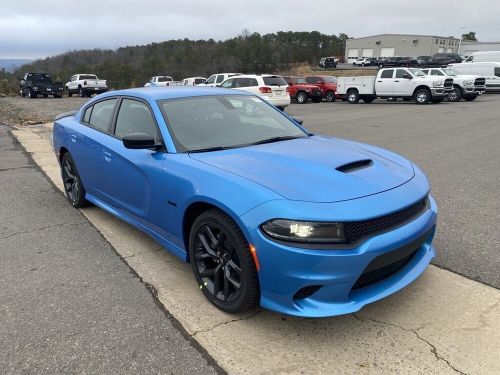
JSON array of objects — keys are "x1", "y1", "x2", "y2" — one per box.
[
  {"x1": 305, "y1": 76, "x2": 339, "y2": 102},
  {"x1": 282, "y1": 76, "x2": 323, "y2": 104}
]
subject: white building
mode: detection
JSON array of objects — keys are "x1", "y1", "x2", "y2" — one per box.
[{"x1": 459, "y1": 41, "x2": 500, "y2": 56}]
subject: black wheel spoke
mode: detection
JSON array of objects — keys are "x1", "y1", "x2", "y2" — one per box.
[
  {"x1": 225, "y1": 266, "x2": 241, "y2": 289},
  {"x1": 199, "y1": 266, "x2": 217, "y2": 278},
  {"x1": 213, "y1": 265, "x2": 222, "y2": 295},
  {"x1": 227, "y1": 260, "x2": 242, "y2": 275},
  {"x1": 195, "y1": 252, "x2": 216, "y2": 261},
  {"x1": 198, "y1": 233, "x2": 217, "y2": 257},
  {"x1": 205, "y1": 226, "x2": 218, "y2": 247},
  {"x1": 223, "y1": 269, "x2": 229, "y2": 301},
  {"x1": 216, "y1": 232, "x2": 225, "y2": 247}
]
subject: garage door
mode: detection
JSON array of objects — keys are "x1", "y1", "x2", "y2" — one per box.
[
  {"x1": 348, "y1": 49, "x2": 359, "y2": 59},
  {"x1": 362, "y1": 48, "x2": 373, "y2": 57},
  {"x1": 380, "y1": 47, "x2": 395, "y2": 57}
]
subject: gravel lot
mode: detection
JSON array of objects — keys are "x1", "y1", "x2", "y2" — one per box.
[{"x1": 1, "y1": 94, "x2": 499, "y2": 289}]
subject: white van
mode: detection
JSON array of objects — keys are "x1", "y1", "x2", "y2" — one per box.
[
  {"x1": 464, "y1": 51, "x2": 500, "y2": 63},
  {"x1": 448, "y1": 62, "x2": 500, "y2": 91}
]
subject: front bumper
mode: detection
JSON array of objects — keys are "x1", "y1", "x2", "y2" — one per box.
[
  {"x1": 240, "y1": 174, "x2": 437, "y2": 317},
  {"x1": 464, "y1": 85, "x2": 486, "y2": 94},
  {"x1": 430, "y1": 87, "x2": 450, "y2": 97}
]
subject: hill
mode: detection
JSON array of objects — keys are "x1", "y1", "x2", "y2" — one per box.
[{"x1": 0, "y1": 59, "x2": 34, "y2": 73}]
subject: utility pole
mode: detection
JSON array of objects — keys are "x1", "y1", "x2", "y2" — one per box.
[{"x1": 458, "y1": 26, "x2": 466, "y2": 54}]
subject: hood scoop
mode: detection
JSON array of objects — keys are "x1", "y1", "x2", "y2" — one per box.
[{"x1": 336, "y1": 159, "x2": 373, "y2": 173}]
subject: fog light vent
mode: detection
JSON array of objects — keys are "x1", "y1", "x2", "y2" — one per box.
[{"x1": 293, "y1": 285, "x2": 322, "y2": 300}]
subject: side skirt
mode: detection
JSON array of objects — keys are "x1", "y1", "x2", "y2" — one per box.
[{"x1": 85, "y1": 193, "x2": 188, "y2": 262}]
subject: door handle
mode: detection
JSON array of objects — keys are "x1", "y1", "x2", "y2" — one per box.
[
  {"x1": 103, "y1": 151, "x2": 112, "y2": 162},
  {"x1": 377, "y1": 80, "x2": 382, "y2": 82},
  {"x1": 395, "y1": 80, "x2": 400, "y2": 82},
  {"x1": 70, "y1": 134, "x2": 76, "y2": 143}
]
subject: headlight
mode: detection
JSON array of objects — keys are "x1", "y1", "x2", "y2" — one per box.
[
  {"x1": 463, "y1": 80, "x2": 473, "y2": 86},
  {"x1": 433, "y1": 81, "x2": 444, "y2": 87},
  {"x1": 261, "y1": 219, "x2": 346, "y2": 243}
]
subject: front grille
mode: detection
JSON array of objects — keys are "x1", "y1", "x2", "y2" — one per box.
[
  {"x1": 344, "y1": 198, "x2": 428, "y2": 243},
  {"x1": 444, "y1": 78, "x2": 453, "y2": 88},
  {"x1": 352, "y1": 250, "x2": 418, "y2": 290},
  {"x1": 474, "y1": 78, "x2": 486, "y2": 86}
]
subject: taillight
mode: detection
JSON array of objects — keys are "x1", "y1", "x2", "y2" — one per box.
[
  {"x1": 259, "y1": 86, "x2": 272, "y2": 93},
  {"x1": 83, "y1": 81, "x2": 87, "y2": 86},
  {"x1": 286, "y1": 86, "x2": 289, "y2": 92}
]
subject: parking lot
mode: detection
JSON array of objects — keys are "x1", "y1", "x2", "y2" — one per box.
[{"x1": 2, "y1": 94, "x2": 500, "y2": 374}]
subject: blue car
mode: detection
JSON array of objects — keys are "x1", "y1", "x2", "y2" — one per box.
[{"x1": 53, "y1": 87, "x2": 437, "y2": 317}]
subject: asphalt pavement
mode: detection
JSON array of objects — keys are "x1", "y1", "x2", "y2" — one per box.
[{"x1": 0, "y1": 124, "x2": 220, "y2": 374}]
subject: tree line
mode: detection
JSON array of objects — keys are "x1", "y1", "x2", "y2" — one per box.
[{"x1": 0, "y1": 31, "x2": 348, "y2": 94}]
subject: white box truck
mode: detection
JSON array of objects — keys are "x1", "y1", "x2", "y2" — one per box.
[{"x1": 337, "y1": 68, "x2": 453, "y2": 104}]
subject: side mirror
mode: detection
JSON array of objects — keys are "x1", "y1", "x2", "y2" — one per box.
[
  {"x1": 402, "y1": 73, "x2": 412, "y2": 80},
  {"x1": 123, "y1": 133, "x2": 158, "y2": 149}
]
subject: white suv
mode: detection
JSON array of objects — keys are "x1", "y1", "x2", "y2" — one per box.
[
  {"x1": 219, "y1": 74, "x2": 290, "y2": 109},
  {"x1": 199, "y1": 73, "x2": 241, "y2": 87},
  {"x1": 182, "y1": 77, "x2": 207, "y2": 86}
]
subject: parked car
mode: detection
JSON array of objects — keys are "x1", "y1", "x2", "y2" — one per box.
[
  {"x1": 66, "y1": 74, "x2": 108, "y2": 97},
  {"x1": 464, "y1": 51, "x2": 500, "y2": 63},
  {"x1": 305, "y1": 76, "x2": 338, "y2": 102},
  {"x1": 282, "y1": 76, "x2": 323, "y2": 104},
  {"x1": 53, "y1": 86, "x2": 437, "y2": 317},
  {"x1": 352, "y1": 58, "x2": 372, "y2": 67},
  {"x1": 319, "y1": 56, "x2": 338, "y2": 68},
  {"x1": 432, "y1": 53, "x2": 462, "y2": 65},
  {"x1": 182, "y1": 77, "x2": 207, "y2": 86},
  {"x1": 378, "y1": 57, "x2": 415, "y2": 68},
  {"x1": 198, "y1": 73, "x2": 241, "y2": 87},
  {"x1": 219, "y1": 74, "x2": 290, "y2": 110},
  {"x1": 336, "y1": 67, "x2": 453, "y2": 104},
  {"x1": 448, "y1": 62, "x2": 500, "y2": 91},
  {"x1": 19, "y1": 73, "x2": 64, "y2": 99},
  {"x1": 144, "y1": 76, "x2": 176, "y2": 87},
  {"x1": 420, "y1": 67, "x2": 485, "y2": 101}
]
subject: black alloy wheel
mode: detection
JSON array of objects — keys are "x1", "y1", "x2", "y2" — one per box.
[
  {"x1": 61, "y1": 153, "x2": 88, "y2": 208},
  {"x1": 189, "y1": 210, "x2": 259, "y2": 313}
]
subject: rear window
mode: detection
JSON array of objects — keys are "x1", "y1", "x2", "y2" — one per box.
[
  {"x1": 194, "y1": 78, "x2": 206, "y2": 84},
  {"x1": 495, "y1": 67, "x2": 500, "y2": 77},
  {"x1": 80, "y1": 75, "x2": 97, "y2": 80},
  {"x1": 158, "y1": 76, "x2": 173, "y2": 82},
  {"x1": 263, "y1": 76, "x2": 287, "y2": 86}
]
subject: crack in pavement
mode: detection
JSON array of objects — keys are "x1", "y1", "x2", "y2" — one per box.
[
  {"x1": 0, "y1": 222, "x2": 85, "y2": 240},
  {"x1": 352, "y1": 313, "x2": 467, "y2": 375},
  {"x1": 0, "y1": 165, "x2": 35, "y2": 172},
  {"x1": 192, "y1": 310, "x2": 262, "y2": 337}
]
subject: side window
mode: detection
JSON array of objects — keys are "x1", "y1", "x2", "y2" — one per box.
[
  {"x1": 220, "y1": 79, "x2": 234, "y2": 88},
  {"x1": 380, "y1": 69, "x2": 394, "y2": 79},
  {"x1": 83, "y1": 106, "x2": 92, "y2": 123},
  {"x1": 216, "y1": 75, "x2": 225, "y2": 83},
  {"x1": 421, "y1": 69, "x2": 429, "y2": 74},
  {"x1": 395, "y1": 69, "x2": 408, "y2": 78},
  {"x1": 248, "y1": 78, "x2": 258, "y2": 86},
  {"x1": 88, "y1": 98, "x2": 117, "y2": 132},
  {"x1": 495, "y1": 67, "x2": 500, "y2": 78},
  {"x1": 431, "y1": 70, "x2": 444, "y2": 76},
  {"x1": 205, "y1": 75, "x2": 216, "y2": 84},
  {"x1": 114, "y1": 99, "x2": 159, "y2": 142}
]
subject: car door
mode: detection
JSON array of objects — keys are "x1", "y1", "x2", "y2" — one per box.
[
  {"x1": 392, "y1": 69, "x2": 413, "y2": 95},
  {"x1": 69, "y1": 98, "x2": 118, "y2": 201},
  {"x1": 376, "y1": 69, "x2": 395, "y2": 95},
  {"x1": 215, "y1": 74, "x2": 226, "y2": 86},
  {"x1": 99, "y1": 97, "x2": 168, "y2": 235}
]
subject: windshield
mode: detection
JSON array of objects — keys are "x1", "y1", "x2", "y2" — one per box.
[
  {"x1": 444, "y1": 68, "x2": 458, "y2": 76},
  {"x1": 80, "y1": 75, "x2": 97, "y2": 80},
  {"x1": 409, "y1": 68, "x2": 425, "y2": 77},
  {"x1": 158, "y1": 95, "x2": 307, "y2": 152},
  {"x1": 293, "y1": 77, "x2": 307, "y2": 84}
]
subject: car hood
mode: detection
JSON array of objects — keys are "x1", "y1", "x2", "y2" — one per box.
[{"x1": 189, "y1": 136, "x2": 414, "y2": 203}]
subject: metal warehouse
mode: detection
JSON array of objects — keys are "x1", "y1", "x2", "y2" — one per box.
[
  {"x1": 459, "y1": 40, "x2": 500, "y2": 56},
  {"x1": 345, "y1": 34, "x2": 460, "y2": 61}
]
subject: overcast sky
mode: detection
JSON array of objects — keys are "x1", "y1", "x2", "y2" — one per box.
[{"x1": 1, "y1": 0, "x2": 498, "y2": 59}]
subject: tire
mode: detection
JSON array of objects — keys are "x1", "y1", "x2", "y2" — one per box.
[
  {"x1": 296, "y1": 91, "x2": 308, "y2": 104},
  {"x1": 325, "y1": 91, "x2": 336, "y2": 102},
  {"x1": 463, "y1": 95, "x2": 477, "y2": 101},
  {"x1": 61, "y1": 153, "x2": 89, "y2": 208},
  {"x1": 67, "y1": 89, "x2": 73, "y2": 97},
  {"x1": 414, "y1": 88, "x2": 431, "y2": 104},
  {"x1": 21, "y1": 91, "x2": 26, "y2": 97},
  {"x1": 362, "y1": 97, "x2": 374, "y2": 103},
  {"x1": 79, "y1": 87, "x2": 85, "y2": 98},
  {"x1": 347, "y1": 89, "x2": 360, "y2": 104},
  {"x1": 448, "y1": 86, "x2": 462, "y2": 102},
  {"x1": 27, "y1": 89, "x2": 37, "y2": 99},
  {"x1": 189, "y1": 209, "x2": 259, "y2": 313}
]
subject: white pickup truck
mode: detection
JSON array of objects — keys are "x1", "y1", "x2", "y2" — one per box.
[
  {"x1": 66, "y1": 74, "x2": 108, "y2": 97},
  {"x1": 420, "y1": 67, "x2": 486, "y2": 101},
  {"x1": 144, "y1": 76, "x2": 181, "y2": 87},
  {"x1": 337, "y1": 68, "x2": 453, "y2": 104}
]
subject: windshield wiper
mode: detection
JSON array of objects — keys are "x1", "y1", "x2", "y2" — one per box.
[
  {"x1": 188, "y1": 146, "x2": 234, "y2": 153},
  {"x1": 247, "y1": 135, "x2": 305, "y2": 146}
]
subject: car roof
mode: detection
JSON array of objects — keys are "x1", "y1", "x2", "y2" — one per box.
[{"x1": 94, "y1": 86, "x2": 252, "y2": 101}]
